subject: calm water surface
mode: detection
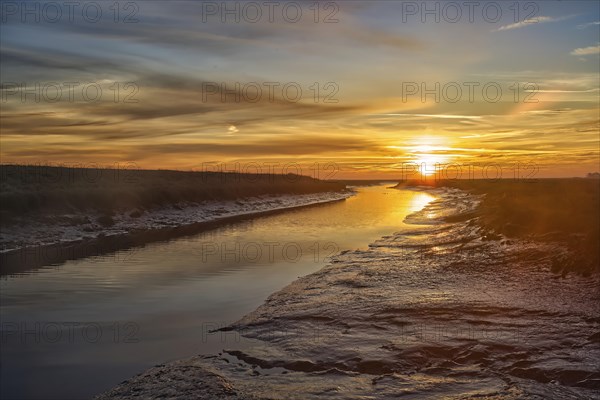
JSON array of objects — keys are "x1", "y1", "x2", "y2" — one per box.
[{"x1": 0, "y1": 185, "x2": 434, "y2": 399}]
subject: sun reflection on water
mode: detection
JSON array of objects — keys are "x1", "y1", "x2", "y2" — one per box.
[{"x1": 408, "y1": 192, "x2": 436, "y2": 214}]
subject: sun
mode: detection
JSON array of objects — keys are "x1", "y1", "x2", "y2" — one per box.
[
  {"x1": 387, "y1": 138, "x2": 455, "y2": 177},
  {"x1": 411, "y1": 145, "x2": 449, "y2": 176}
]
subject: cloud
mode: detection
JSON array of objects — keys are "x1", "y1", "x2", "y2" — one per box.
[
  {"x1": 536, "y1": 88, "x2": 599, "y2": 93},
  {"x1": 125, "y1": 135, "x2": 380, "y2": 159},
  {"x1": 571, "y1": 45, "x2": 600, "y2": 56},
  {"x1": 494, "y1": 16, "x2": 565, "y2": 32},
  {"x1": 577, "y1": 21, "x2": 600, "y2": 29},
  {"x1": 378, "y1": 113, "x2": 483, "y2": 120}
]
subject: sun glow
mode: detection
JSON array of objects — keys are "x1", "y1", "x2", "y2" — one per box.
[{"x1": 410, "y1": 142, "x2": 451, "y2": 176}]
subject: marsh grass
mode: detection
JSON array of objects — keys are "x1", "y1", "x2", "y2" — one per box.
[
  {"x1": 0, "y1": 165, "x2": 346, "y2": 223},
  {"x1": 398, "y1": 179, "x2": 600, "y2": 275}
]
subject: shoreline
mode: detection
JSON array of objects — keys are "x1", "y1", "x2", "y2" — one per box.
[
  {"x1": 0, "y1": 190, "x2": 354, "y2": 275},
  {"x1": 97, "y1": 185, "x2": 600, "y2": 399},
  {"x1": 96, "y1": 187, "x2": 450, "y2": 399}
]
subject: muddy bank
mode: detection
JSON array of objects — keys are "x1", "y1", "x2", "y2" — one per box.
[
  {"x1": 1, "y1": 165, "x2": 348, "y2": 254},
  {"x1": 397, "y1": 179, "x2": 600, "y2": 275},
  {"x1": 98, "y1": 187, "x2": 600, "y2": 399},
  {"x1": 0, "y1": 191, "x2": 352, "y2": 275}
]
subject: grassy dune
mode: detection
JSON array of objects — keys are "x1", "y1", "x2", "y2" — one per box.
[
  {"x1": 0, "y1": 165, "x2": 346, "y2": 223},
  {"x1": 397, "y1": 179, "x2": 600, "y2": 275}
]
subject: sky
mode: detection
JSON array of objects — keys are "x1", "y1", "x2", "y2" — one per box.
[{"x1": 1, "y1": 0, "x2": 599, "y2": 179}]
